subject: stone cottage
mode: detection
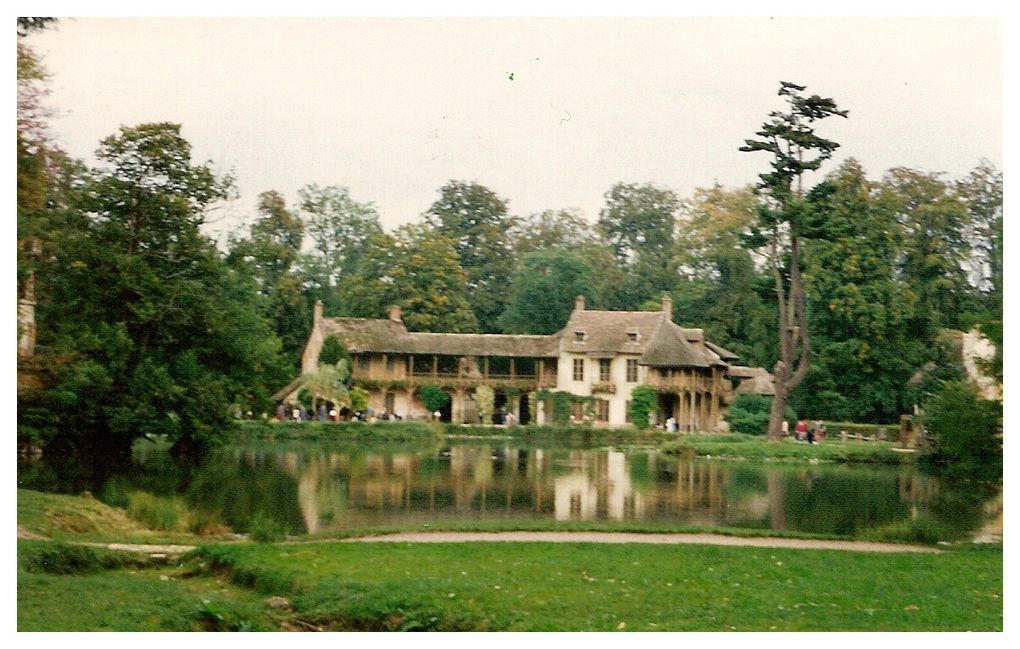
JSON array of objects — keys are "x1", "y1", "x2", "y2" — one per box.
[{"x1": 275, "y1": 295, "x2": 772, "y2": 430}]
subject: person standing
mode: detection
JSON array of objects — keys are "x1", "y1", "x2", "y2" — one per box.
[{"x1": 795, "y1": 419, "x2": 808, "y2": 442}]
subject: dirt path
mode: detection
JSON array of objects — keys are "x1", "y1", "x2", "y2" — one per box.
[
  {"x1": 19, "y1": 528, "x2": 938, "y2": 554},
  {"x1": 342, "y1": 531, "x2": 939, "y2": 553}
]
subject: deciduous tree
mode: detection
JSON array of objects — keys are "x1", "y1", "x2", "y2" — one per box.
[{"x1": 740, "y1": 81, "x2": 847, "y2": 441}]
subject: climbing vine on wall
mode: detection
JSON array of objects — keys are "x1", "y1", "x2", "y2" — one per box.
[{"x1": 535, "y1": 389, "x2": 595, "y2": 425}]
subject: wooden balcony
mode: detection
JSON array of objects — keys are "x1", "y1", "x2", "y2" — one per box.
[{"x1": 590, "y1": 381, "x2": 616, "y2": 394}]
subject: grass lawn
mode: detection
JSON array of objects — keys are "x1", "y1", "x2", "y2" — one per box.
[
  {"x1": 661, "y1": 434, "x2": 909, "y2": 463},
  {"x1": 192, "y1": 540, "x2": 1001, "y2": 631},
  {"x1": 17, "y1": 541, "x2": 277, "y2": 631}
]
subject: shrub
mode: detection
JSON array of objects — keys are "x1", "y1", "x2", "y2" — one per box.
[
  {"x1": 724, "y1": 394, "x2": 796, "y2": 436},
  {"x1": 186, "y1": 508, "x2": 232, "y2": 536},
  {"x1": 318, "y1": 335, "x2": 351, "y2": 368},
  {"x1": 249, "y1": 512, "x2": 288, "y2": 543},
  {"x1": 418, "y1": 385, "x2": 450, "y2": 414},
  {"x1": 923, "y1": 381, "x2": 1001, "y2": 461},
  {"x1": 20, "y1": 542, "x2": 102, "y2": 574},
  {"x1": 627, "y1": 386, "x2": 658, "y2": 429},
  {"x1": 474, "y1": 385, "x2": 494, "y2": 423},
  {"x1": 127, "y1": 491, "x2": 184, "y2": 531}
]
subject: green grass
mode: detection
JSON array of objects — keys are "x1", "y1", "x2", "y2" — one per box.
[
  {"x1": 17, "y1": 541, "x2": 276, "y2": 631},
  {"x1": 193, "y1": 541, "x2": 1001, "y2": 631},
  {"x1": 236, "y1": 420, "x2": 671, "y2": 447},
  {"x1": 301, "y1": 518, "x2": 853, "y2": 543},
  {"x1": 17, "y1": 488, "x2": 230, "y2": 544},
  {"x1": 661, "y1": 434, "x2": 908, "y2": 463}
]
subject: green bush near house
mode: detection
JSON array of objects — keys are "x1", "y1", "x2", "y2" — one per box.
[
  {"x1": 723, "y1": 394, "x2": 796, "y2": 436},
  {"x1": 627, "y1": 385, "x2": 658, "y2": 429},
  {"x1": 418, "y1": 385, "x2": 450, "y2": 414}
]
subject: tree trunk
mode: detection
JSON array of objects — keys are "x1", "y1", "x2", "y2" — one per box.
[{"x1": 768, "y1": 361, "x2": 788, "y2": 442}]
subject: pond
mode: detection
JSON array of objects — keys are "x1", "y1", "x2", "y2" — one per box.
[{"x1": 17, "y1": 440, "x2": 1001, "y2": 541}]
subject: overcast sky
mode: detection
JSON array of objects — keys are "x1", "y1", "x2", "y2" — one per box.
[{"x1": 23, "y1": 16, "x2": 1003, "y2": 241}]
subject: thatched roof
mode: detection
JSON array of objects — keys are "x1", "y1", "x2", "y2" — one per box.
[
  {"x1": 562, "y1": 310, "x2": 664, "y2": 355},
  {"x1": 319, "y1": 317, "x2": 559, "y2": 357},
  {"x1": 639, "y1": 321, "x2": 711, "y2": 368},
  {"x1": 730, "y1": 366, "x2": 776, "y2": 395}
]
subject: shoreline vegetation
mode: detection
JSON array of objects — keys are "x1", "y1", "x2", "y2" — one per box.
[
  {"x1": 17, "y1": 488, "x2": 1003, "y2": 631},
  {"x1": 228, "y1": 420, "x2": 912, "y2": 464}
]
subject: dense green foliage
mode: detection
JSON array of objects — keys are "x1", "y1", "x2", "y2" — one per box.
[
  {"x1": 20, "y1": 123, "x2": 290, "y2": 457},
  {"x1": 627, "y1": 385, "x2": 658, "y2": 429},
  {"x1": 922, "y1": 381, "x2": 1001, "y2": 461},
  {"x1": 723, "y1": 394, "x2": 796, "y2": 436},
  {"x1": 317, "y1": 335, "x2": 349, "y2": 367},
  {"x1": 498, "y1": 249, "x2": 596, "y2": 334},
  {"x1": 417, "y1": 385, "x2": 450, "y2": 413}
]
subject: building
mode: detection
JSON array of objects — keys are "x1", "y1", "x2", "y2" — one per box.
[{"x1": 276, "y1": 295, "x2": 772, "y2": 430}]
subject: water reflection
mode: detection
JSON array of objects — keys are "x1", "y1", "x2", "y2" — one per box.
[{"x1": 17, "y1": 442, "x2": 999, "y2": 541}]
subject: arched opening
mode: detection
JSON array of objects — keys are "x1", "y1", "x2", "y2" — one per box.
[{"x1": 518, "y1": 393, "x2": 531, "y2": 425}]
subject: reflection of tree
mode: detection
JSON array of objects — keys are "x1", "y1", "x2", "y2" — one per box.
[
  {"x1": 184, "y1": 449, "x2": 306, "y2": 534},
  {"x1": 781, "y1": 469, "x2": 907, "y2": 536}
]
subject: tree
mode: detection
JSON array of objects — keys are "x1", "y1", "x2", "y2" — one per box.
[
  {"x1": 298, "y1": 184, "x2": 383, "y2": 309},
  {"x1": 923, "y1": 381, "x2": 1000, "y2": 462},
  {"x1": 227, "y1": 190, "x2": 308, "y2": 366},
  {"x1": 596, "y1": 182, "x2": 680, "y2": 310},
  {"x1": 419, "y1": 384, "x2": 450, "y2": 414},
  {"x1": 740, "y1": 81, "x2": 848, "y2": 441},
  {"x1": 340, "y1": 225, "x2": 479, "y2": 332},
  {"x1": 673, "y1": 184, "x2": 774, "y2": 367},
  {"x1": 33, "y1": 123, "x2": 287, "y2": 456},
  {"x1": 300, "y1": 359, "x2": 351, "y2": 412},
  {"x1": 794, "y1": 159, "x2": 925, "y2": 422},
  {"x1": 881, "y1": 167, "x2": 973, "y2": 336},
  {"x1": 497, "y1": 249, "x2": 596, "y2": 335},
  {"x1": 956, "y1": 161, "x2": 1003, "y2": 381},
  {"x1": 509, "y1": 208, "x2": 601, "y2": 257},
  {"x1": 474, "y1": 385, "x2": 495, "y2": 424},
  {"x1": 424, "y1": 181, "x2": 517, "y2": 332}
]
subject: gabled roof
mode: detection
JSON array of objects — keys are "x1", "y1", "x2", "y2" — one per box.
[{"x1": 561, "y1": 310, "x2": 665, "y2": 355}]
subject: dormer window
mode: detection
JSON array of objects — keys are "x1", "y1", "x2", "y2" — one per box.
[
  {"x1": 575, "y1": 331, "x2": 587, "y2": 342},
  {"x1": 626, "y1": 329, "x2": 639, "y2": 343}
]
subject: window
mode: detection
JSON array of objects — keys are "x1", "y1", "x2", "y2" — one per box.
[
  {"x1": 627, "y1": 329, "x2": 639, "y2": 342},
  {"x1": 625, "y1": 401, "x2": 632, "y2": 423},
  {"x1": 385, "y1": 355, "x2": 395, "y2": 371},
  {"x1": 626, "y1": 359, "x2": 638, "y2": 383},
  {"x1": 358, "y1": 355, "x2": 371, "y2": 371},
  {"x1": 573, "y1": 358, "x2": 585, "y2": 382},
  {"x1": 574, "y1": 330, "x2": 586, "y2": 342},
  {"x1": 599, "y1": 358, "x2": 611, "y2": 382},
  {"x1": 596, "y1": 399, "x2": 609, "y2": 422}
]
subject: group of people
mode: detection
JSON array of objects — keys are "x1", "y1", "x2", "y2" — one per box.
[{"x1": 786, "y1": 419, "x2": 827, "y2": 444}]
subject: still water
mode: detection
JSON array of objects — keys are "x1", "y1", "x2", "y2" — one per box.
[{"x1": 17, "y1": 440, "x2": 1000, "y2": 540}]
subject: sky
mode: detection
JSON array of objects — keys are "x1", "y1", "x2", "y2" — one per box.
[{"x1": 21, "y1": 16, "x2": 1004, "y2": 242}]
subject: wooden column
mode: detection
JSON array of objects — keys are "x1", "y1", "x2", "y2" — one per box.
[
  {"x1": 432, "y1": 355, "x2": 438, "y2": 379},
  {"x1": 484, "y1": 357, "x2": 489, "y2": 381}
]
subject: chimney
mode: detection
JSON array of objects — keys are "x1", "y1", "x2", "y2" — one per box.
[
  {"x1": 388, "y1": 304, "x2": 403, "y2": 322},
  {"x1": 574, "y1": 294, "x2": 586, "y2": 312},
  {"x1": 661, "y1": 295, "x2": 673, "y2": 320},
  {"x1": 313, "y1": 299, "x2": 323, "y2": 323}
]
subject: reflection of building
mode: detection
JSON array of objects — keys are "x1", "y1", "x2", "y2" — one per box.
[
  {"x1": 276, "y1": 296, "x2": 772, "y2": 430},
  {"x1": 554, "y1": 451, "x2": 642, "y2": 520}
]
